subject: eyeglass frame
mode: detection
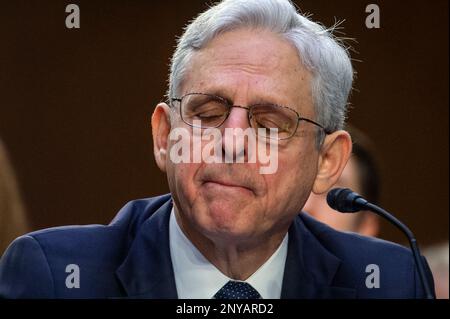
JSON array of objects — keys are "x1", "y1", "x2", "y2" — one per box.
[{"x1": 169, "y1": 92, "x2": 332, "y2": 140}]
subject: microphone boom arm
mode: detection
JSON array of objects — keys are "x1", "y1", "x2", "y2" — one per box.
[{"x1": 363, "y1": 201, "x2": 434, "y2": 299}]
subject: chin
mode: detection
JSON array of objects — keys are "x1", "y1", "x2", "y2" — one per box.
[{"x1": 197, "y1": 206, "x2": 259, "y2": 241}]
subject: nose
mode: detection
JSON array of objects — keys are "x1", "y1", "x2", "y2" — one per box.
[{"x1": 221, "y1": 106, "x2": 251, "y2": 163}]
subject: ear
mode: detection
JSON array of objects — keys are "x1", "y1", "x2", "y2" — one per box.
[
  {"x1": 312, "y1": 130, "x2": 352, "y2": 194},
  {"x1": 151, "y1": 102, "x2": 172, "y2": 172}
]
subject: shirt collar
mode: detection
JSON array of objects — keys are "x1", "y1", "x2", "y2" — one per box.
[{"x1": 169, "y1": 208, "x2": 288, "y2": 299}]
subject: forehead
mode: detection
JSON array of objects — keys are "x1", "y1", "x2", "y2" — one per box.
[{"x1": 182, "y1": 28, "x2": 313, "y2": 113}]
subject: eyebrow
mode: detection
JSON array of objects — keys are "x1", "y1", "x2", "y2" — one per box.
[{"x1": 189, "y1": 88, "x2": 291, "y2": 108}]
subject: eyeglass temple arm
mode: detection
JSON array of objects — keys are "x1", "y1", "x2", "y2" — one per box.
[{"x1": 299, "y1": 117, "x2": 332, "y2": 134}]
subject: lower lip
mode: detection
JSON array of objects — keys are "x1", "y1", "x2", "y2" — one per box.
[{"x1": 203, "y1": 181, "x2": 253, "y2": 195}]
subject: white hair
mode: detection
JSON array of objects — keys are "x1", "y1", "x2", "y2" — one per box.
[{"x1": 168, "y1": 0, "x2": 353, "y2": 136}]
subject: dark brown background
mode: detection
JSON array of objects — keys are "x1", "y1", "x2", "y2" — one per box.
[{"x1": 0, "y1": 0, "x2": 448, "y2": 246}]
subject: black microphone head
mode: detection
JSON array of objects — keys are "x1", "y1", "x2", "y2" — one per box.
[{"x1": 327, "y1": 188, "x2": 364, "y2": 213}]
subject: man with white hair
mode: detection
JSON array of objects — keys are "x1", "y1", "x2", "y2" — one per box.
[{"x1": 0, "y1": 0, "x2": 434, "y2": 298}]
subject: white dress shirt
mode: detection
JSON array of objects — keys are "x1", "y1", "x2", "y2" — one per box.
[{"x1": 169, "y1": 208, "x2": 288, "y2": 299}]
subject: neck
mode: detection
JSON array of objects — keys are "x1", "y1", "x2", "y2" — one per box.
[{"x1": 174, "y1": 208, "x2": 288, "y2": 280}]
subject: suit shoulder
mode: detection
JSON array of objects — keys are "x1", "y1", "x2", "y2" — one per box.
[
  {"x1": 299, "y1": 212, "x2": 411, "y2": 259},
  {"x1": 0, "y1": 194, "x2": 172, "y2": 298},
  {"x1": 299, "y1": 213, "x2": 421, "y2": 298},
  {"x1": 0, "y1": 235, "x2": 55, "y2": 298},
  {"x1": 26, "y1": 193, "x2": 172, "y2": 250}
]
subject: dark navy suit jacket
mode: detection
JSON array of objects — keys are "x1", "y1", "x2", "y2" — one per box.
[{"x1": 0, "y1": 194, "x2": 434, "y2": 298}]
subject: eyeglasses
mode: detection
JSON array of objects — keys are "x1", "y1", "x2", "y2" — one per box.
[{"x1": 170, "y1": 93, "x2": 331, "y2": 140}]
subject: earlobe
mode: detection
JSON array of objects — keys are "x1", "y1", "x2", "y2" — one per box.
[
  {"x1": 312, "y1": 130, "x2": 352, "y2": 194},
  {"x1": 151, "y1": 103, "x2": 172, "y2": 172}
]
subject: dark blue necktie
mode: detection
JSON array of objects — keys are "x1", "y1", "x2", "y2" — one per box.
[{"x1": 214, "y1": 281, "x2": 262, "y2": 299}]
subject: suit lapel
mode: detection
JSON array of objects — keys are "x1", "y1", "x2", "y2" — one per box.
[
  {"x1": 281, "y1": 214, "x2": 356, "y2": 299},
  {"x1": 115, "y1": 198, "x2": 178, "y2": 298}
]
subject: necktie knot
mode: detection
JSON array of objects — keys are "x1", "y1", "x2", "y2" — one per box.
[{"x1": 214, "y1": 281, "x2": 262, "y2": 299}]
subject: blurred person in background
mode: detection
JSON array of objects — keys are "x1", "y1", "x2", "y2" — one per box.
[
  {"x1": 0, "y1": 138, "x2": 30, "y2": 254},
  {"x1": 303, "y1": 126, "x2": 380, "y2": 237},
  {"x1": 423, "y1": 242, "x2": 449, "y2": 299}
]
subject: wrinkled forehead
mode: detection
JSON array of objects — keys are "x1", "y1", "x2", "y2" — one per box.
[{"x1": 180, "y1": 28, "x2": 314, "y2": 114}]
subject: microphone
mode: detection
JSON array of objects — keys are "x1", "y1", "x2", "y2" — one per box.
[{"x1": 326, "y1": 188, "x2": 434, "y2": 299}]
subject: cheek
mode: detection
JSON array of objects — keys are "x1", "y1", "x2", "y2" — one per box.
[
  {"x1": 166, "y1": 162, "x2": 201, "y2": 205},
  {"x1": 266, "y1": 147, "x2": 318, "y2": 210}
]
